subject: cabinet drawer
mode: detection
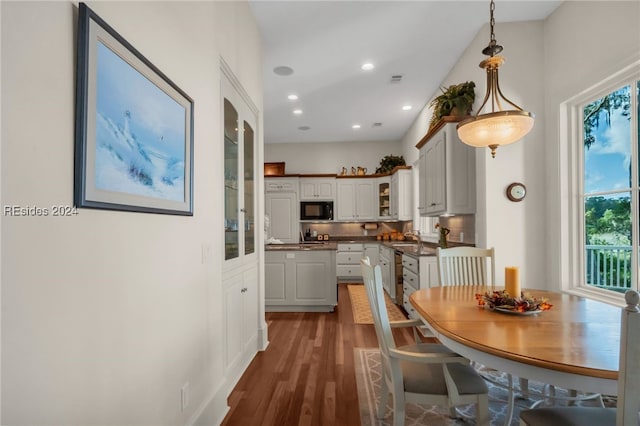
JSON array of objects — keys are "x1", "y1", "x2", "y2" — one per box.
[
  {"x1": 337, "y1": 243, "x2": 364, "y2": 252},
  {"x1": 336, "y1": 265, "x2": 362, "y2": 277},
  {"x1": 336, "y1": 251, "x2": 363, "y2": 265},
  {"x1": 265, "y1": 180, "x2": 297, "y2": 192},
  {"x1": 403, "y1": 293, "x2": 418, "y2": 320},
  {"x1": 402, "y1": 254, "x2": 419, "y2": 274},
  {"x1": 403, "y1": 268, "x2": 419, "y2": 289}
]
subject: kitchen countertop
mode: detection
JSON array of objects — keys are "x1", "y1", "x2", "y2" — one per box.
[
  {"x1": 265, "y1": 242, "x2": 338, "y2": 251},
  {"x1": 264, "y1": 240, "x2": 439, "y2": 256}
]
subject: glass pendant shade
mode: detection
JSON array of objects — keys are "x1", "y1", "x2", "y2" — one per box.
[
  {"x1": 457, "y1": 110, "x2": 534, "y2": 157},
  {"x1": 456, "y1": 0, "x2": 534, "y2": 158}
]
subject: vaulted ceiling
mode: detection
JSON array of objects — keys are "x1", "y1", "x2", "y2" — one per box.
[{"x1": 249, "y1": 0, "x2": 562, "y2": 144}]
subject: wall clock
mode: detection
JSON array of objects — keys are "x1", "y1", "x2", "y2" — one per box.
[{"x1": 506, "y1": 182, "x2": 526, "y2": 202}]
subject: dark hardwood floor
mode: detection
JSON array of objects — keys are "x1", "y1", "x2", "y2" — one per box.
[{"x1": 221, "y1": 283, "x2": 416, "y2": 426}]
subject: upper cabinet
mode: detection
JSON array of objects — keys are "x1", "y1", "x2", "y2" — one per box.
[
  {"x1": 299, "y1": 177, "x2": 336, "y2": 201},
  {"x1": 390, "y1": 168, "x2": 412, "y2": 220},
  {"x1": 377, "y1": 177, "x2": 391, "y2": 219},
  {"x1": 417, "y1": 121, "x2": 475, "y2": 217},
  {"x1": 265, "y1": 177, "x2": 299, "y2": 243},
  {"x1": 336, "y1": 179, "x2": 376, "y2": 221},
  {"x1": 223, "y1": 76, "x2": 258, "y2": 263}
]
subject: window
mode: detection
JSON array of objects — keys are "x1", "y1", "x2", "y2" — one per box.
[{"x1": 566, "y1": 67, "x2": 639, "y2": 298}]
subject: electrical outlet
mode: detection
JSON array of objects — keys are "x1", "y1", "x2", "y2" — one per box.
[{"x1": 181, "y1": 382, "x2": 190, "y2": 412}]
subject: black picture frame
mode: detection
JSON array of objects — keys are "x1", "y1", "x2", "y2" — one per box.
[{"x1": 75, "y1": 3, "x2": 194, "y2": 215}]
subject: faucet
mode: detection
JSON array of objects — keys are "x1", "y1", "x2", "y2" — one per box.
[{"x1": 404, "y1": 230, "x2": 423, "y2": 251}]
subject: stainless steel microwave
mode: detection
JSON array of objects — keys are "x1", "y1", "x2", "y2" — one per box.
[{"x1": 300, "y1": 201, "x2": 333, "y2": 221}]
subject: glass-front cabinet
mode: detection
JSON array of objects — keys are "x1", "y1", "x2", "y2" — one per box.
[
  {"x1": 223, "y1": 77, "x2": 257, "y2": 263},
  {"x1": 378, "y1": 177, "x2": 391, "y2": 219}
]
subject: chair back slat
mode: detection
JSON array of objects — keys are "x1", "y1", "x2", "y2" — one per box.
[
  {"x1": 360, "y1": 257, "x2": 396, "y2": 379},
  {"x1": 617, "y1": 290, "x2": 640, "y2": 426},
  {"x1": 437, "y1": 247, "x2": 495, "y2": 288}
]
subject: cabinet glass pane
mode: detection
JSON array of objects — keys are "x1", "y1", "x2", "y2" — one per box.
[
  {"x1": 379, "y1": 182, "x2": 390, "y2": 217},
  {"x1": 224, "y1": 98, "x2": 239, "y2": 260},
  {"x1": 244, "y1": 121, "x2": 255, "y2": 255}
]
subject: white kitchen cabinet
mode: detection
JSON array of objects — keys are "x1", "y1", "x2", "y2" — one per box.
[
  {"x1": 299, "y1": 177, "x2": 336, "y2": 201},
  {"x1": 336, "y1": 243, "x2": 365, "y2": 279},
  {"x1": 401, "y1": 254, "x2": 438, "y2": 320},
  {"x1": 221, "y1": 72, "x2": 262, "y2": 394},
  {"x1": 265, "y1": 192, "x2": 298, "y2": 243},
  {"x1": 265, "y1": 250, "x2": 337, "y2": 312},
  {"x1": 364, "y1": 243, "x2": 380, "y2": 267},
  {"x1": 223, "y1": 264, "x2": 259, "y2": 388},
  {"x1": 336, "y1": 179, "x2": 376, "y2": 221},
  {"x1": 390, "y1": 168, "x2": 412, "y2": 220},
  {"x1": 417, "y1": 122, "x2": 475, "y2": 216},
  {"x1": 377, "y1": 177, "x2": 391, "y2": 219},
  {"x1": 378, "y1": 245, "x2": 396, "y2": 301},
  {"x1": 266, "y1": 177, "x2": 298, "y2": 193}
]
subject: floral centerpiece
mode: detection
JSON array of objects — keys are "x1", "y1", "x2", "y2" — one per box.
[{"x1": 475, "y1": 290, "x2": 553, "y2": 313}]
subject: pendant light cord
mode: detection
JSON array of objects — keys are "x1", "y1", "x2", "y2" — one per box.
[{"x1": 482, "y1": 0, "x2": 503, "y2": 57}]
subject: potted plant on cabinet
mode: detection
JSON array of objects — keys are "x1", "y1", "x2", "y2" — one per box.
[{"x1": 428, "y1": 81, "x2": 476, "y2": 130}]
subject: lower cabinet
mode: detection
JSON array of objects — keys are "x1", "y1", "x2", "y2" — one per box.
[
  {"x1": 379, "y1": 245, "x2": 396, "y2": 301},
  {"x1": 223, "y1": 264, "x2": 259, "y2": 390},
  {"x1": 265, "y1": 250, "x2": 337, "y2": 312},
  {"x1": 402, "y1": 254, "x2": 438, "y2": 320},
  {"x1": 336, "y1": 243, "x2": 365, "y2": 280}
]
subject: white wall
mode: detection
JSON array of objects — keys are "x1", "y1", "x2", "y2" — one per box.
[
  {"x1": 401, "y1": 20, "x2": 547, "y2": 289},
  {"x1": 401, "y1": 1, "x2": 640, "y2": 291},
  {"x1": 1, "y1": 1, "x2": 262, "y2": 425},
  {"x1": 265, "y1": 140, "x2": 402, "y2": 174},
  {"x1": 543, "y1": 1, "x2": 640, "y2": 290}
]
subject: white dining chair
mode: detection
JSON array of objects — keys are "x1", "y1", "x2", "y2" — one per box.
[
  {"x1": 360, "y1": 257, "x2": 490, "y2": 426},
  {"x1": 437, "y1": 246, "x2": 527, "y2": 424},
  {"x1": 436, "y1": 246, "x2": 495, "y2": 287},
  {"x1": 519, "y1": 290, "x2": 640, "y2": 426}
]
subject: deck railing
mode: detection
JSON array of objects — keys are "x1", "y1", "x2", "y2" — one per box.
[{"x1": 585, "y1": 245, "x2": 633, "y2": 291}]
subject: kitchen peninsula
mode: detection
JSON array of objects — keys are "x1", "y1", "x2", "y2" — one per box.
[{"x1": 265, "y1": 242, "x2": 337, "y2": 312}]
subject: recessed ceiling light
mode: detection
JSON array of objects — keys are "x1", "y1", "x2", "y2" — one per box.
[
  {"x1": 273, "y1": 66, "x2": 294, "y2": 76},
  {"x1": 293, "y1": 109, "x2": 303, "y2": 115},
  {"x1": 402, "y1": 105, "x2": 413, "y2": 111},
  {"x1": 361, "y1": 63, "x2": 375, "y2": 71},
  {"x1": 352, "y1": 124, "x2": 361, "y2": 129},
  {"x1": 287, "y1": 94, "x2": 299, "y2": 101}
]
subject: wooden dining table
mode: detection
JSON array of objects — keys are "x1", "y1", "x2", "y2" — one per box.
[{"x1": 409, "y1": 286, "x2": 621, "y2": 397}]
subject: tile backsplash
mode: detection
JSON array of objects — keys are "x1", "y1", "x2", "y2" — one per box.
[
  {"x1": 300, "y1": 221, "x2": 407, "y2": 239},
  {"x1": 438, "y1": 215, "x2": 475, "y2": 244}
]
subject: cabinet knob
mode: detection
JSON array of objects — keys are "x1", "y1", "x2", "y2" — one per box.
[{"x1": 430, "y1": 203, "x2": 436, "y2": 206}]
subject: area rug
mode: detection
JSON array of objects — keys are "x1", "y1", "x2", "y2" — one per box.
[
  {"x1": 348, "y1": 284, "x2": 407, "y2": 324},
  {"x1": 354, "y1": 348, "x2": 611, "y2": 426}
]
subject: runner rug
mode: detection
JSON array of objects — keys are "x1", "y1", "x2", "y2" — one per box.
[{"x1": 348, "y1": 284, "x2": 406, "y2": 324}]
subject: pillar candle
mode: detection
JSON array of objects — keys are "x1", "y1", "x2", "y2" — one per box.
[{"x1": 505, "y1": 266, "x2": 521, "y2": 298}]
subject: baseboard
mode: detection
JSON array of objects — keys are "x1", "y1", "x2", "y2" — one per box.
[
  {"x1": 191, "y1": 379, "x2": 229, "y2": 426},
  {"x1": 258, "y1": 322, "x2": 269, "y2": 351}
]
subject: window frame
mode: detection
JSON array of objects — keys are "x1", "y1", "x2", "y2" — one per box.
[{"x1": 560, "y1": 61, "x2": 640, "y2": 304}]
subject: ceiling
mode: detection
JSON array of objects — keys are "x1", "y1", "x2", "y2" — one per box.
[{"x1": 249, "y1": 0, "x2": 562, "y2": 144}]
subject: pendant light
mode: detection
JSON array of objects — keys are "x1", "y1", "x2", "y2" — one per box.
[{"x1": 456, "y1": 0, "x2": 534, "y2": 158}]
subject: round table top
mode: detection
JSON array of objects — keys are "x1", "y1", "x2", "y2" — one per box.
[{"x1": 410, "y1": 286, "x2": 620, "y2": 380}]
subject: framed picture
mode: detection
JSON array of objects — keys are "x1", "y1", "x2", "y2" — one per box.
[{"x1": 75, "y1": 3, "x2": 194, "y2": 215}]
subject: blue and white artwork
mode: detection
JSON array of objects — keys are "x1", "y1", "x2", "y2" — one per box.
[{"x1": 95, "y1": 42, "x2": 186, "y2": 202}]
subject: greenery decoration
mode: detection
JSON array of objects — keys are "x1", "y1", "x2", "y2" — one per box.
[
  {"x1": 375, "y1": 155, "x2": 406, "y2": 174},
  {"x1": 428, "y1": 81, "x2": 476, "y2": 129}
]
